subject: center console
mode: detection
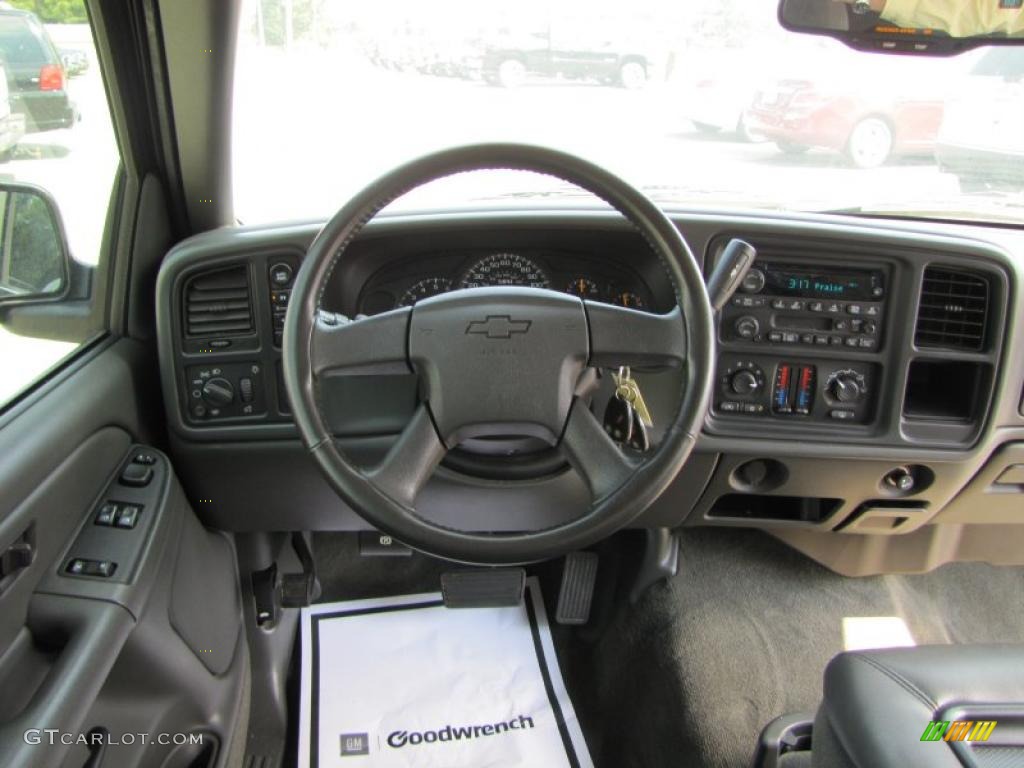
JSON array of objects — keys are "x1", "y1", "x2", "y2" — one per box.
[{"x1": 712, "y1": 240, "x2": 892, "y2": 429}]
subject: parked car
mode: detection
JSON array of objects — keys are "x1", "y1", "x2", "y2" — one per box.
[
  {"x1": 936, "y1": 48, "x2": 1024, "y2": 192},
  {"x1": 480, "y1": 23, "x2": 654, "y2": 89},
  {"x1": 744, "y1": 51, "x2": 955, "y2": 168},
  {"x1": 0, "y1": 9, "x2": 78, "y2": 133},
  {"x1": 0, "y1": 59, "x2": 24, "y2": 160},
  {"x1": 59, "y1": 47, "x2": 88, "y2": 77}
]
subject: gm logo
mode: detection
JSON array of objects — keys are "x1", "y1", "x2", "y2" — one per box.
[
  {"x1": 921, "y1": 721, "x2": 997, "y2": 743},
  {"x1": 465, "y1": 315, "x2": 532, "y2": 339},
  {"x1": 340, "y1": 732, "x2": 369, "y2": 756}
]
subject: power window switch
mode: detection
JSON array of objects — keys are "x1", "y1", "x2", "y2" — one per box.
[
  {"x1": 120, "y1": 463, "x2": 153, "y2": 487},
  {"x1": 66, "y1": 558, "x2": 117, "y2": 578},
  {"x1": 116, "y1": 505, "x2": 141, "y2": 529},
  {"x1": 132, "y1": 452, "x2": 158, "y2": 466},
  {"x1": 95, "y1": 502, "x2": 118, "y2": 526}
]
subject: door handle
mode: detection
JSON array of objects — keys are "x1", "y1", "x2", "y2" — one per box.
[
  {"x1": 82, "y1": 727, "x2": 108, "y2": 768},
  {"x1": 0, "y1": 526, "x2": 34, "y2": 595}
]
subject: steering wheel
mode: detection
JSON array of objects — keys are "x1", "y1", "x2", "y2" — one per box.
[{"x1": 282, "y1": 144, "x2": 714, "y2": 564}]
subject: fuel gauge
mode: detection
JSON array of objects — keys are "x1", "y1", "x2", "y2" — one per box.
[{"x1": 565, "y1": 277, "x2": 602, "y2": 298}]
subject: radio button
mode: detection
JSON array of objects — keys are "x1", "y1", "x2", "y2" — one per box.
[
  {"x1": 864, "y1": 305, "x2": 880, "y2": 317},
  {"x1": 768, "y1": 331, "x2": 783, "y2": 343},
  {"x1": 809, "y1": 301, "x2": 825, "y2": 312},
  {"x1": 742, "y1": 403, "x2": 765, "y2": 414},
  {"x1": 720, "y1": 401, "x2": 740, "y2": 413},
  {"x1": 830, "y1": 409, "x2": 856, "y2": 421},
  {"x1": 847, "y1": 304, "x2": 863, "y2": 315},
  {"x1": 826, "y1": 302, "x2": 843, "y2": 314},
  {"x1": 844, "y1": 337, "x2": 860, "y2": 348},
  {"x1": 858, "y1": 338, "x2": 877, "y2": 350},
  {"x1": 771, "y1": 298, "x2": 787, "y2": 310},
  {"x1": 733, "y1": 296, "x2": 766, "y2": 308},
  {"x1": 829, "y1": 335, "x2": 844, "y2": 346},
  {"x1": 814, "y1": 335, "x2": 830, "y2": 346},
  {"x1": 782, "y1": 332, "x2": 800, "y2": 344},
  {"x1": 833, "y1": 318, "x2": 850, "y2": 332},
  {"x1": 801, "y1": 334, "x2": 814, "y2": 344}
]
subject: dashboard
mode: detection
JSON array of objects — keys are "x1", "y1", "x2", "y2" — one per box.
[{"x1": 155, "y1": 209, "x2": 1024, "y2": 576}]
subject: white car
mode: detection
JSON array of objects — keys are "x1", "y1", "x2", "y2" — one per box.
[
  {"x1": 0, "y1": 60, "x2": 24, "y2": 161},
  {"x1": 937, "y1": 48, "x2": 1024, "y2": 192}
]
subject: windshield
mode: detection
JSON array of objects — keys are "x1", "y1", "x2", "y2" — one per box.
[{"x1": 232, "y1": 0, "x2": 1024, "y2": 225}]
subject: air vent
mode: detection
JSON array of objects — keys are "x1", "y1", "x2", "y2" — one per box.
[
  {"x1": 184, "y1": 265, "x2": 254, "y2": 338},
  {"x1": 915, "y1": 267, "x2": 989, "y2": 351}
]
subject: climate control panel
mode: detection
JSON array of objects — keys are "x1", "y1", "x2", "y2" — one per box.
[{"x1": 716, "y1": 354, "x2": 875, "y2": 425}]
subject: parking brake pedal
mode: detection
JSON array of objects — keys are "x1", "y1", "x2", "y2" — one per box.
[
  {"x1": 279, "y1": 532, "x2": 322, "y2": 608},
  {"x1": 556, "y1": 551, "x2": 599, "y2": 625},
  {"x1": 441, "y1": 568, "x2": 525, "y2": 608}
]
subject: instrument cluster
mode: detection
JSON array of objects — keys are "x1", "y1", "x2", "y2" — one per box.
[{"x1": 358, "y1": 250, "x2": 653, "y2": 314}]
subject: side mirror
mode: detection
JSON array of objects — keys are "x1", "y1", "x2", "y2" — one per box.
[{"x1": 0, "y1": 182, "x2": 71, "y2": 308}]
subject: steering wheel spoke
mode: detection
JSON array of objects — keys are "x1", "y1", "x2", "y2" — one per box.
[
  {"x1": 312, "y1": 307, "x2": 412, "y2": 376},
  {"x1": 562, "y1": 400, "x2": 642, "y2": 501},
  {"x1": 365, "y1": 405, "x2": 447, "y2": 507},
  {"x1": 585, "y1": 301, "x2": 687, "y2": 369}
]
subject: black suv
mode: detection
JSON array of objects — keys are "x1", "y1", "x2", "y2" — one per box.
[{"x1": 0, "y1": 9, "x2": 77, "y2": 133}]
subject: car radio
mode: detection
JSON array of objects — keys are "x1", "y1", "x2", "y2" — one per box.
[{"x1": 721, "y1": 262, "x2": 887, "y2": 351}]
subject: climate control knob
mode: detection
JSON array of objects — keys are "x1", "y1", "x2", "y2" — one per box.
[
  {"x1": 734, "y1": 315, "x2": 760, "y2": 340},
  {"x1": 827, "y1": 371, "x2": 865, "y2": 404},
  {"x1": 730, "y1": 370, "x2": 760, "y2": 396},
  {"x1": 201, "y1": 377, "x2": 235, "y2": 406}
]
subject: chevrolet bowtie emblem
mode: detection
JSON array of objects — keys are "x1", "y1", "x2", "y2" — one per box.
[{"x1": 465, "y1": 315, "x2": 532, "y2": 339}]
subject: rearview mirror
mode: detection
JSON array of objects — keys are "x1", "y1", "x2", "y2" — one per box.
[
  {"x1": 779, "y1": 0, "x2": 1024, "y2": 55},
  {"x1": 0, "y1": 183, "x2": 70, "y2": 307}
]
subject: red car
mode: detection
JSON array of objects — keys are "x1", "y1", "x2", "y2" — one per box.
[{"x1": 744, "y1": 53, "x2": 957, "y2": 168}]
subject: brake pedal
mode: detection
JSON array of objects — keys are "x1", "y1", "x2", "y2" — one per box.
[
  {"x1": 556, "y1": 551, "x2": 598, "y2": 625},
  {"x1": 441, "y1": 568, "x2": 525, "y2": 608}
]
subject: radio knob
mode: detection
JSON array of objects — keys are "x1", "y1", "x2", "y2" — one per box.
[
  {"x1": 202, "y1": 377, "x2": 235, "y2": 406},
  {"x1": 734, "y1": 315, "x2": 760, "y2": 340},
  {"x1": 829, "y1": 374, "x2": 862, "y2": 404},
  {"x1": 730, "y1": 370, "x2": 760, "y2": 396},
  {"x1": 740, "y1": 268, "x2": 765, "y2": 293}
]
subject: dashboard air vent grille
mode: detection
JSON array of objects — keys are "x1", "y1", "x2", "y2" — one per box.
[
  {"x1": 915, "y1": 267, "x2": 989, "y2": 352},
  {"x1": 184, "y1": 266, "x2": 254, "y2": 337}
]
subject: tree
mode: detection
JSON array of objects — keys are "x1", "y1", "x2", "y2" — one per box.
[{"x1": 8, "y1": 0, "x2": 88, "y2": 24}]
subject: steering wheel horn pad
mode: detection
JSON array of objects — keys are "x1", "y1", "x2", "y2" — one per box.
[
  {"x1": 283, "y1": 143, "x2": 715, "y2": 564},
  {"x1": 410, "y1": 287, "x2": 588, "y2": 447}
]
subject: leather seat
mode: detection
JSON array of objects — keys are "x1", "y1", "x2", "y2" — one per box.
[{"x1": 755, "y1": 644, "x2": 1024, "y2": 768}]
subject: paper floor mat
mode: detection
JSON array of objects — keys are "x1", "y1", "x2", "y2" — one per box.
[{"x1": 299, "y1": 577, "x2": 594, "y2": 767}]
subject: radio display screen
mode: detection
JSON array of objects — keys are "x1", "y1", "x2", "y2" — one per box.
[{"x1": 764, "y1": 265, "x2": 882, "y2": 300}]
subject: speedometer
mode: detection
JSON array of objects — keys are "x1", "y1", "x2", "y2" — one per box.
[{"x1": 459, "y1": 253, "x2": 550, "y2": 290}]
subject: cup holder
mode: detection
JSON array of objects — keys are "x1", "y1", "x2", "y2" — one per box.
[{"x1": 730, "y1": 459, "x2": 788, "y2": 493}]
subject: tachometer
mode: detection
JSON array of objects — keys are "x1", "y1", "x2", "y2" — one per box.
[
  {"x1": 398, "y1": 277, "x2": 452, "y2": 307},
  {"x1": 459, "y1": 253, "x2": 550, "y2": 290}
]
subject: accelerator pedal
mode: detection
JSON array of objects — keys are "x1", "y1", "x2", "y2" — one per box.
[{"x1": 556, "y1": 551, "x2": 599, "y2": 625}]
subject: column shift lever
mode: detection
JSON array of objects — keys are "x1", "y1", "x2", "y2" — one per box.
[{"x1": 706, "y1": 238, "x2": 758, "y2": 311}]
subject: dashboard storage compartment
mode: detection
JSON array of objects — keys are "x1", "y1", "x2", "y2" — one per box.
[
  {"x1": 903, "y1": 360, "x2": 989, "y2": 422},
  {"x1": 707, "y1": 494, "x2": 842, "y2": 524}
]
